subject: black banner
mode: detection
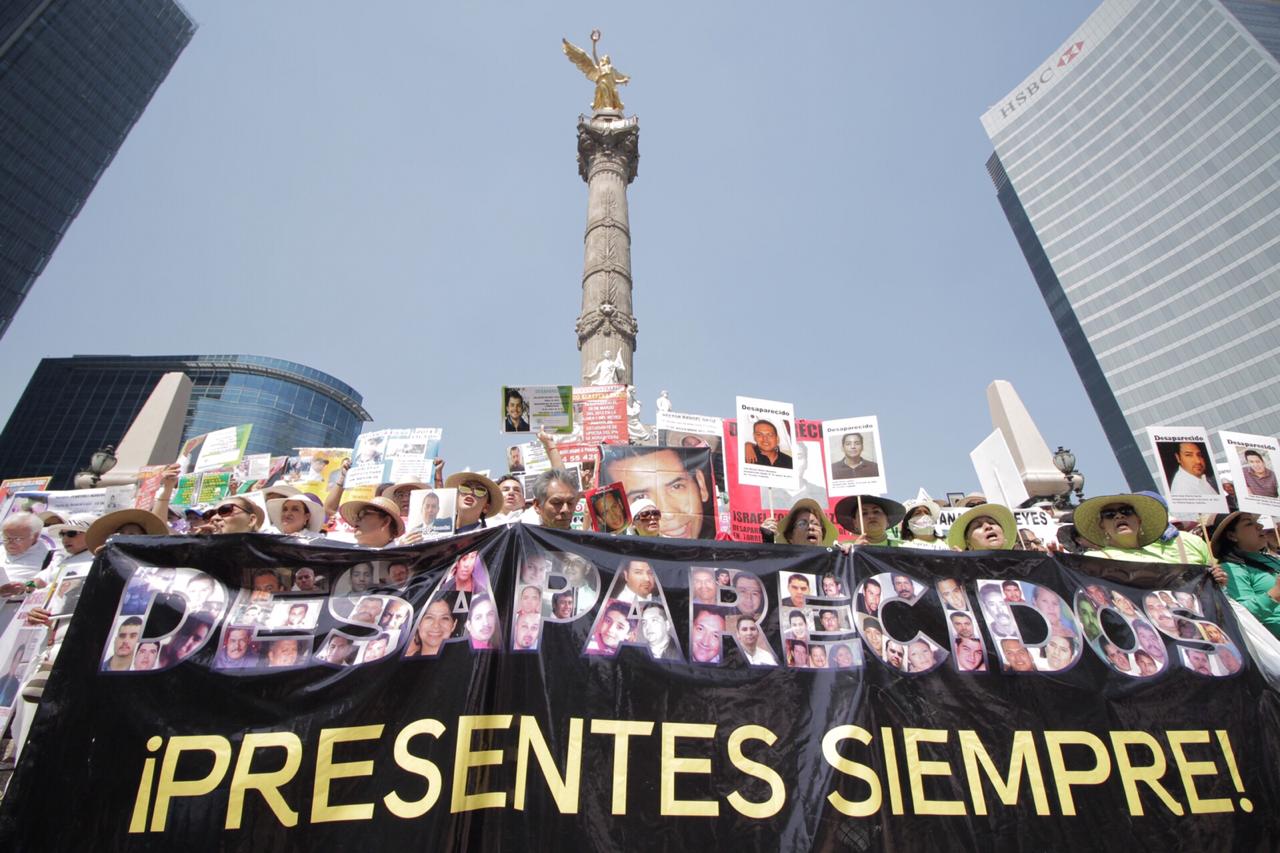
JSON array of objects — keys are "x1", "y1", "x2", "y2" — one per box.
[{"x1": 1, "y1": 527, "x2": 1276, "y2": 850}]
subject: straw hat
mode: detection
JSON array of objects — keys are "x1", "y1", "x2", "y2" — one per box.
[
  {"x1": 1073, "y1": 494, "x2": 1167, "y2": 550},
  {"x1": 833, "y1": 495, "x2": 906, "y2": 533},
  {"x1": 339, "y1": 496, "x2": 406, "y2": 537},
  {"x1": 260, "y1": 483, "x2": 301, "y2": 501},
  {"x1": 444, "y1": 472, "x2": 502, "y2": 515},
  {"x1": 267, "y1": 493, "x2": 327, "y2": 533},
  {"x1": 44, "y1": 512, "x2": 98, "y2": 536},
  {"x1": 378, "y1": 481, "x2": 431, "y2": 501},
  {"x1": 85, "y1": 508, "x2": 169, "y2": 553},
  {"x1": 946, "y1": 504, "x2": 1017, "y2": 551},
  {"x1": 1208, "y1": 510, "x2": 1254, "y2": 559},
  {"x1": 774, "y1": 498, "x2": 838, "y2": 546}
]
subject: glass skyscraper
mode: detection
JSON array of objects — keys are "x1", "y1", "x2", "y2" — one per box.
[
  {"x1": 984, "y1": 0, "x2": 1280, "y2": 490},
  {"x1": 0, "y1": 355, "x2": 371, "y2": 488},
  {"x1": 0, "y1": 0, "x2": 195, "y2": 339}
]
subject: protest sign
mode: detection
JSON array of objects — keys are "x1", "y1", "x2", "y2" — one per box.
[
  {"x1": 407, "y1": 488, "x2": 457, "y2": 539},
  {"x1": 0, "y1": 477, "x2": 51, "y2": 495},
  {"x1": 6, "y1": 486, "x2": 136, "y2": 520},
  {"x1": 170, "y1": 473, "x2": 231, "y2": 508},
  {"x1": 599, "y1": 445, "x2": 718, "y2": 539},
  {"x1": 557, "y1": 443, "x2": 602, "y2": 491},
  {"x1": 514, "y1": 440, "x2": 551, "y2": 476},
  {"x1": 724, "y1": 419, "x2": 831, "y2": 542},
  {"x1": 735, "y1": 396, "x2": 799, "y2": 490},
  {"x1": 4, "y1": 528, "x2": 1276, "y2": 851},
  {"x1": 133, "y1": 466, "x2": 168, "y2": 511},
  {"x1": 1218, "y1": 430, "x2": 1280, "y2": 516},
  {"x1": 501, "y1": 386, "x2": 573, "y2": 435},
  {"x1": 823, "y1": 416, "x2": 886, "y2": 497},
  {"x1": 935, "y1": 504, "x2": 1058, "y2": 546},
  {"x1": 347, "y1": 428, "x2": 442, "y2": 488},
  {"x1": 229, "y1": 453, "x2": 271, "y2": 494},
  {"x1": 286, "y1": 448, "x2": 352, "y2": 499},
  {"x1": 572, "y1": 384, "x2": 628, "y2": 444},
  {"x1": 970, "y1": 429, "x2": 1031, "y2": 509},
  {"x1": 505, "y1": 445, "x2": 526, "y2": 473},
  {"x1": 180, "y1": 425, "x2": 253, "y2": 474},
  {"x1": 1146, "y1": 426, "x2": 1228, "y2": 518},
  {"x1": 657, "y1": 411, "x2": 728, "y2": 496},
  {"x1": 584, "y1": 482, "x2": 630, "y2": 534}
]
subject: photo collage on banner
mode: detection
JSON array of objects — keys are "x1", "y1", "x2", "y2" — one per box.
[
  {"x1": 975, "y1": 579, "x2": 1081, "y2": 674},
  {"x1": 501, "y1": 385, "x2": 574, "y2": 435},
  {"x1": 735, "y1": 396, "x2": 800, "y2": 491},
  {"x1": 823, "y1": 416, "x2": 887, "y2": 498},
  {"x1": 935, "y1": 577, "x2": 988, "y2": 673},
  {"x1": 294, "y1": 562, "x2": 408, "y2": 667},
  {"x1": 406, "y1": 488, "x2": 457, "y2": 540},
  {"x1": 403, "y1": 551, "x2": 496, "y2": 656},
  {"x1": 852, "y1": 572, "x2": 941, "y2": 673},
  {"x1": 689, "y1": 566, "x2": 778, "y2": 666},
  {"x1": 584, "y1": 482, "x2": 631, "y2": 534},
  {"x1": 1134, "y1": 585, "x2": 1242, "y2": 676},
  {"x1": 100, "y1": 567, "x2": 229, "y2": 673},
  {"x1": 1146, "y1": 425, "x2": 1228, "y2": 517},
  {"x1": 779, "y1": 570, "x2": 861, "y2": 670},
  {"x1": 508, "y1": 548, "x2": 603, "y2": 654},
  {"x1": 1219, "y1": 430, "x2": 1280, "y2": 515},
  {"x1": 584, "y1": 557, "x2": 682, "y2": 661}
]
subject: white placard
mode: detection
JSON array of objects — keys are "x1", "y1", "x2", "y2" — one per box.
[
  {"x1": 407, "y1": 488, "x2": 457, "y2": 539},
  {"x1": 1146, "y1": 426, "x2": 1228, "y2": 518},
  {"x1": 1218, "y1": 430, "x2": 1280, "y2": 516},
  {"x1": 734, "y1": 397, "x2": 799, "y2": 490},
  {"x1": 969, "y1": 430, "x2": 1030, "y2": 509},
  {"x1": 823, "y1": 416, "x2": 887, "y2": 497}
]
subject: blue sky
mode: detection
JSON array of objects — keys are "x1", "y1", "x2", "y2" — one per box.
[{"x1": 0, "y1": 0, "x2": 1123, "y2": 498}]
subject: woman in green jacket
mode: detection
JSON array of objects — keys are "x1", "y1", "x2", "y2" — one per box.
[{"x1": 1212, "y1": 511, "x2": 1280, "y2": 640}]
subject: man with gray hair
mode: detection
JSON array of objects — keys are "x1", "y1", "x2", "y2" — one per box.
[
  {"x1": 531, "y1": 469, "x2": 580, "y2": 529},
  {"x1": 1, "y1": 512, "x2": 51, "y2": 594}
]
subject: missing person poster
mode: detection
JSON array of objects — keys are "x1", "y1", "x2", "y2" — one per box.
[
  {"x1": 1218, "y1": 430, "x2": 1280, "y2": 514},
  {"x1": 572, "y1": 384, "x2": 629, "y2": 444},
  {"x1": 181, "y1": 425, "x2": 253, "y2": 474},
  {"x1": 657, "y1": 411, "x2": 728, "y2": 497},
  {"x1": 735, "y1": 396, "x2": 799, "y2": 490},
  {"x1": 823, "y1": 416, "x2": 887, "y2": 497},
  {"x1": 501, "y1": 386, "x2": 574, "y2": 435},
  {"x1": 584, "y1": 482, "x2": 631, "y2": 534},
  {"x1": 599, "y1": 445, "x2": 718, "y2": 539},
  {"x1": 286, "y1": 448, "x2": 352, "y2": 498},
  {"x1": 724, "y1": 419, "x2": 832, "y2": 542},
  {"x1": 4, "y1": 529, "x2": 1277, "y2": 851},
  {"x1": 406, "y1": 488, "x2": 457, "y2": 539},
  {"x1": 1147, "y1": 426, "x2": 1228, "y2": 517}
]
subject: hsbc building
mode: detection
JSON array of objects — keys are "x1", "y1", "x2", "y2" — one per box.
[{"x1": 983, "y1": 0, "x2": 1280, "y2": 491}]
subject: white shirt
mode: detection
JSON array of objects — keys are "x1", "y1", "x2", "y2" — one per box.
[
  {"x1": 35, "y1": 549, "x2": 93, "y2": 585},
  {"x1": 0, "y1": 543, "x2": 51, "y2": 584},
  {"x1": 743, "y1": 644, "x2": 778, "y2": 665},
  {"x1": 1170, "y1": 467, "x2": 1219, "y2": 496}
]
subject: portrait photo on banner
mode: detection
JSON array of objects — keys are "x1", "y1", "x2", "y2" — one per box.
[
  {"x1": 598, "y1": 444, "x2": 718, "y2": 539},
  {"x1": 735, "y1": 396, "x2": 799, "y2": 491},
  {"x1": 1219, "y1": 429, "x2": 1280, "y2": 513},
  {"x1": 1146, "y1": 425, "x2": 1227, "y2": 516},
  {"x1": 822, "y1": 415, "x2": 887, "y2": 497}
]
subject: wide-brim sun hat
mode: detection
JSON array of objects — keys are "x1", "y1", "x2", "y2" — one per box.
[
  {"x1": 339, "y1": 495, "x2": 406, "y2": 537},
  {"x1": 444, "y1": 472, "x2": 503, "y2": 515},
  {"x1": 45, "y1": 512, "x2": 98, "y2": 536},
  {"x1": 379, "y1": 481, "x2": 432, "y2": 501},
  {"x1": 833, "y1": 495, "x2": 907, "y2": 533},
  {"x1": 1208, "y1": 510, "x2": 1254, "y2": 559},
  {"x1": 267, "y1": 494, "x2": 327, "y2": 533},
  {"x1": 85, "y1": 508, "x2": 170, "y2": 553},
  {"x1": 260, "y1": 483, "x2": 301, "y2": 501},
  {"x1": 901, "y1": 498, "x2": 941, "y2": 523},
  {"x1": 946, "y1": 503, "x2": 1017, "y2": 551},
  {"x1": 212, "y1": 495, "x2": 267, "y2": 531},
  {"x1": 774, "y1": 498, "x2": 838, "y2": 546},
  {"x1": 1074, "y1": 493, "x2": 1168, "y2": 551}
]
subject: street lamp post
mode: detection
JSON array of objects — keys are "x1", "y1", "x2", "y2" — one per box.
[
  {"x1": 1052, "y1": 446, "x2": 1086, "y2": 509},
  {"x1": 74, "y1": 444, "x2": 118, "y2": 489}
]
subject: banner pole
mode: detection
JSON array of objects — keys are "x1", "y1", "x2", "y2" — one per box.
[{"x1": 857, "y1": 494, "x2": 863, "y2": 541}]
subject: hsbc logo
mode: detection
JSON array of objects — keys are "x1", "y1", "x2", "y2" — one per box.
[{"x1": 998, "y1": 40, "x2": 1085, "y2": 120}]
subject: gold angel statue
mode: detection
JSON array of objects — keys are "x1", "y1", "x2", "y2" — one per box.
[{"x1": 562, "y1": 30, "x2": 630, "y2": 112}]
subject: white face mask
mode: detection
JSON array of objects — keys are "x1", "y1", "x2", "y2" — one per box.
[{"x1": 908, "y1": 516, "x2": 936, "y2": 535}]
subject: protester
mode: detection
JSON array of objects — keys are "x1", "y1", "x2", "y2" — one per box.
[
  {"x1": 37, "y1": 513, "x2": 96, "y2": 580},
  {"x1": 628, "y1": 498, "x2": 661, "y2": 537},
  {"x1": 0, "y1": 513, "x2": 51, "y2": 590},
  {"x1": 379, "y1": 480, "x2": 432, "y2": 518},
  {"x1": 265, "y1": 494, "x2": 326, "y2": 540},
  {"x1": 530, "y1": 469, "x2": 580, "y2": 530},
  {"x1": 833, "y1": 495, "x2": 906, "y2": 547},
  {"x1": 763, "y1": 498, "x2": 837, "y2": 546},
  {"x1": 898, "y1": 499, "x2": 948, "y2": 550},
  {"x1": 83, "y1": 509, "x2": 169, "y2": 556},
  {"x1": 445, "y1": 472, "x2": 503, "y2": 533},
  {"x1": 946, "y1": 504, "x2": 1016, "y2": 551},
  {"x1": 1075, "y1": 492, "x2": 1212, "y2": 566},
  {"x1": 1211, "y1": 512, "x2": 1280, "y2": 639},
  {"x1": 490, "y1": 474, "x2": 527, "y2": 525},
  {"x1": 338, "y1": 496, "x2": 404, "y2": 547},
  {"x1": 210, "y1": 496, "x2": 265, "y2": 535}
]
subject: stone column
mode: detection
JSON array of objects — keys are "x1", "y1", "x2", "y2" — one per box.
[{"x1": 574, "y1": 110, "x2": 639, "y2": 385}]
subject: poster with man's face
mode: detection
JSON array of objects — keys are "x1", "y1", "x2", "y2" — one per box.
[
  {"x1": 735, "y1": 397, "x2": 799, "y2": 491},
  {"x1": 822, "y1": 416, "x2": 887, "y2": 497},
  {"x1": 599, "y1": 446, "x2": 717, "y2": 540},
  {"x1": 1219, "y1": 430, "x2": 1280, "y2": 514},
  {"x1": 1147, "y1": 426, "x2": 1227, "y2": 517}
]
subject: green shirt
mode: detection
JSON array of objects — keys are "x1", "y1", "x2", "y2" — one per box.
[
  {"x1": 1089, "y1": 532, "x2": 1210, "y2": 566},
  {"x1": 1222, "y1": 552, "x2": 1280, "y2": 641}
]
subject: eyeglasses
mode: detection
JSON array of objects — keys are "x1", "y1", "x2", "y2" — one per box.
[
  {"x1": 457, "y1": 484, "x2": 488, "y2": 498},
  {"x1": 792, "y1": 520, "x2": 817, "y2": 531},
  {"x1": 1100, "y1": 507, "x2": 1137, "y2": 521},
  {"x1": 215, "y1": 504, "x2": 245, "y2": 517},
  {"x1": 2, "y1": 534, "x2": 32, "y2": 544}
]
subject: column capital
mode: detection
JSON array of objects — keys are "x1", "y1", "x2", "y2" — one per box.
[{"x1": 577, "y1": 113, "x2": 640, "y2": 184}]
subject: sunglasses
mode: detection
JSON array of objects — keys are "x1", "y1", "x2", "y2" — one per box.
[
  {"x1": 636, "y1": 511, "x2": 660, "y2": 520},
  {"x1": 356, "y1": 508, "x2": 389, "y2": 523},
  {"x1": 58, "y1": 530, "x2": 84, "y2": 538},
  {"x1": 215, "y1": 504, "x2": 246, "y2": 517},
  {"x1": 1100, "y1": 507, "x2": 1137, "y2": 521},
  {"x1": 457, "y1": 484, "x2": 489, "y2": 498}
]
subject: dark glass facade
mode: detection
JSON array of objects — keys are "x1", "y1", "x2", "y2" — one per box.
[
  {"x1": 0, "y1": 0, "x2": 195, "y2": 339},
  {"x1": 0, "y1": 355, "x2": 371, "y2": 488},
  {"x1": 984, "y1": 0, "x2": 1280, "y2": 489}
]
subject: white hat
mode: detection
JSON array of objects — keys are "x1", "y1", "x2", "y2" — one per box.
[
  {"x1": 267, "y1": 493, "x2": 327, "y2": 533},
  {"x1": 631, "y1": 498, "x2": 659, "y2": 517},
  {"x1": 900, "y1": 498, "x2": 940, "y2": 523},
  {"x1": 45, "y1": 512, "x2": 98, "y2": 536}
]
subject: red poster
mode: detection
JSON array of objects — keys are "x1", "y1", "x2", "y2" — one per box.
[{"x1": 723, "y1": 418, "x2": 834, "y2": 542}]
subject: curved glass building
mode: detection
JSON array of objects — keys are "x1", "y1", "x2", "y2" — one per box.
[
  {"x1": 983, "y1": 0, "x2": 1280, "y2": 489},
  {"x1": 0, "y1": 354, "x2": 370, "y2": 487}
]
